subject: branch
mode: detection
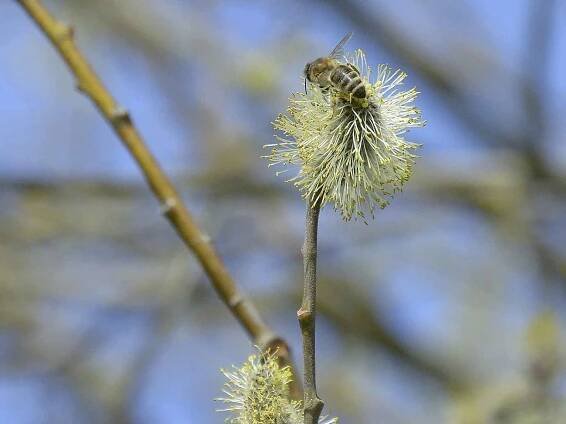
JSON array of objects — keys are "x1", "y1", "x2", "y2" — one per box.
[
  {"x1": 15, "y1": 0, "x2": 300, "y2": 397},
  {"x1": 298, "y1": 199, "x2": 324, "y2": 423}
]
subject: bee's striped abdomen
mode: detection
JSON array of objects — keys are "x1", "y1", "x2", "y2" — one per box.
[{"x1": 330, "y1": 64, "x2": 366, "y2": 99}]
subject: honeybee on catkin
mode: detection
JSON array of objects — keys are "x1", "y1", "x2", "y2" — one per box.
[{"x1": 303, "y1": 32, "x2": 367, "y2": 102}]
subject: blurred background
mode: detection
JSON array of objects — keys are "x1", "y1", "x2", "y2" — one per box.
[{"x1": 1, "y1": 0, "x2": 566, "y2": 422}]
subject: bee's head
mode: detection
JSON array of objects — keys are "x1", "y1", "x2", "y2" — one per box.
[
  {"x1": 304, "y1": 58, "x2": 335, "y2": 83},
  {"x1": 303, "y1": 60, "x2": 321, "y2": 94},
  {"x1": 304, "y1": 58, "x2": 335, "y2": 94},
  {"x1": 303, "y1": 61, "x2": 314, "y2": 82}
]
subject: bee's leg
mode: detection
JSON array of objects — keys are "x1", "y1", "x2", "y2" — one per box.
[{"x1": 330, "y1": 93, "x2": 338, "y2": 118}]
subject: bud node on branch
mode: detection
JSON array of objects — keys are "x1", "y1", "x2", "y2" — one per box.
[
  {"x1": 53, "y1": 22, "x2": 73, "y2": 41},
  {"x1": 110, "y1": 107, "x2": 132, "y2": 126},
  {"x1": 159, "y1": 197, "x2": 177, "y2": 215}
]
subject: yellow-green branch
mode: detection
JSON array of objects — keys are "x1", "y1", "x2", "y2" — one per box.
[{"x1": 15, "y1": 0, "x2": 299, "y2": 398}]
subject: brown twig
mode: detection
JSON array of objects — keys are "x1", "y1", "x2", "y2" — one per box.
[
  {"x1": 298, "y1": 199, "x2": 324, "y2": 423},
  {"x1": 15, "y1": 0, "x2": 300, "y2": 398}
]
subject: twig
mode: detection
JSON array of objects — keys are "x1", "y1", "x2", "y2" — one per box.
[
  {"x1": 298, "y1": 199, "x2": 324, "y2": 423},
  {"x1": 15, "y1": 0, "x2": 300, "y2": 398}
]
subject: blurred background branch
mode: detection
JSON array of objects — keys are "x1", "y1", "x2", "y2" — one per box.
[{"x1": 1, "y1": 0, "x2": 565, "y2": 422}]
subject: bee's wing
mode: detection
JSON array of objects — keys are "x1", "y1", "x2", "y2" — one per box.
[{"x1": 329, "y1": 31, "x2": 353, "y2": 60}]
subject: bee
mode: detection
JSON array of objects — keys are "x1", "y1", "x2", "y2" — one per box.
[{"x1": 303, "y1": 32, "x2": 366, "y2": 100}]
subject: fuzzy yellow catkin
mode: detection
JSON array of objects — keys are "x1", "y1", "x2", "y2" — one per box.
[
  {"x1": 217, "y1": 351, "x2": 338, "y2": 423},
  {"x1": 266, "y1": 49, "x2": 425, "y2": 221}
]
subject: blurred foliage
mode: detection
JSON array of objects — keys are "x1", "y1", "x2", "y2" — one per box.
[{"x1": 1, "y1": 0, "x2": 566, "y2": 423}]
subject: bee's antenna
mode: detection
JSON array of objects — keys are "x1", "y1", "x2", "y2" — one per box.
[{"x1": 303, "y1": 62, "x2": 310, "y2": 95}]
